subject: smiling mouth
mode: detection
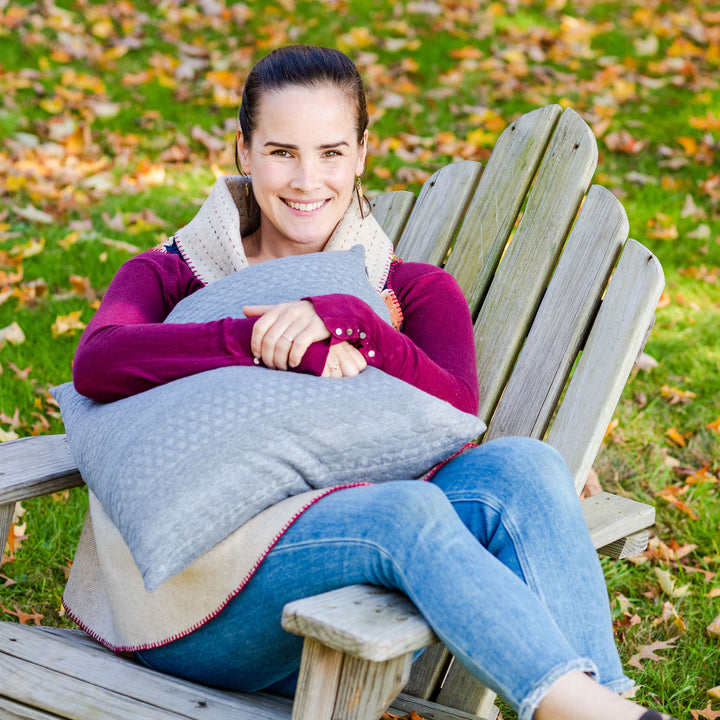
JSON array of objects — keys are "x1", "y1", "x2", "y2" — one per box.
[{"x1": 283, "y1": 199, "x2": 329, "y2": 212}]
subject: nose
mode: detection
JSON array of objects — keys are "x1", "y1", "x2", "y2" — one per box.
[{"x1": 289, "y1": 158, "x2": 321, "y2": 192}]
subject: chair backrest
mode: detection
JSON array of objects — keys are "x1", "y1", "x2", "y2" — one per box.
[{"x1": 371, "y1": 105, "x2": 664, "y2": 495}]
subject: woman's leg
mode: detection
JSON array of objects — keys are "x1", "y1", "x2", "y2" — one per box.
[
  {"x1": 429, "y1": 437, "x2": 632, "y2": 695},
  {"x1": 137, "y1": 480, "x2": 598, "y2": 719}
]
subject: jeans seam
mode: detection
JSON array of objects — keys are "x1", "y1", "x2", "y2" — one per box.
[{"x1": 443, "y1": 492, "x2": 555, "y2": 608}]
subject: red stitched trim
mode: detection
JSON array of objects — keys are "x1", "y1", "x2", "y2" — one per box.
[
  {"x1": 380, "y1": 288, "x2": 404, "y2": 331},
  {"x1": 381, "y1": 256, "x2": 405, "y2": 330},
  {"x1": 149, "y1": 236, "x2": 175, "y2": 253},
  {"x1": 63, "y1": 482, "x2": 372, "y2": 654},
  {"x1": 175, "y1": 237, "x2": 210, "y2": 287},
  {"x1": 420, "y1": 441, "x2": 479, "y2": 482}
]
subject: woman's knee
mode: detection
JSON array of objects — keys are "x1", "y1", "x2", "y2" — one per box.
[
  {"x1": 433, "y1": 438, "x2": 577, "y2": 507},
  {"x1": 372, "y1": 479, "x2": 456, "y2": 525}
]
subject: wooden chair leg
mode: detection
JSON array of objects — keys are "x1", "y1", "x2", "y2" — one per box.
[
  {"x1": 1, "y1": 502, "x2": 14, "y2": 560},
  {"x1": 291, "y1": 638, "x2": 344, "y2": 720},
  {"x1": 436, "y1": 658, "x2": 499, "y2": 720},
  {"x1": 291, "y1": 637, "x2": 413, "y2": 720},
  {"x1": 334, "y1": 652, "x2": 412, "y2": 720}
]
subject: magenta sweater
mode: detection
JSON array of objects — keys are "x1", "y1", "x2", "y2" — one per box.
[{"x1": 73, "y1": 250, "x2": 480, "y2": 415}]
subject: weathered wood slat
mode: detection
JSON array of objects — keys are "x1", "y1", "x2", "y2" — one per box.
[
  {"x1": 403, "y1": 644, "x2": 452, "y2": 700},
  {"x1": 282, "y1": 584, "x2": 438, "y2": 663},
  {"x1": 445, "y1": 104, "x2": 562, "y2": 316},
  {"x1": 370, "y1": 191, "x2": 416, "y2": 246},
  {"x1": 0, "y1": 697, "x2": 65, "y2": 720},
  {"x1": 0, "y1": 623, "x2": 291, "y2": 720},
  {"x1": 434, "y1": 659, "x2": 498, "y2": 719},
  {"x1": 390, "y1": 693, "x2": 494, "y2": 720},
  {"x1": 547, "y1": 239, "x2": 665, "y2": 492},
  {"x1": 0, "y1": 435, "x2": 82, "y2": 503},
  {"x1": 0, "y1": 653, "x2": 190, "y2": 720},
  {"x1": 484, "y1": 185, "x2": 628, "y2": 441},
  {"x1": 395, "y1": 161, "x2": 483, "y2": 264},
  {"x1": 472, "y1": 107, "x2": 599, "y2": 423}
]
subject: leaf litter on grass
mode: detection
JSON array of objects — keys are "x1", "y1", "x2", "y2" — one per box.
[{"x1": 1, "y1": 0, "x2": 720, "y2": 715}]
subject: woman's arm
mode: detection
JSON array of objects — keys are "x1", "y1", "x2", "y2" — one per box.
[
  {"x1": 72, "y1": 252, "x2": 328, "y2": 402},
  {"x1": 308, "y1": 262, "x2": 479, "y2": 415}
]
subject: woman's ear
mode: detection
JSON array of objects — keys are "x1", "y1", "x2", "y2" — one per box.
[
  {"x1": 355, "y1": 129, "x2": 368, "y2": 177},
  {"x1": 237, "y1": 129, "x2": 250, "y2": 173}
]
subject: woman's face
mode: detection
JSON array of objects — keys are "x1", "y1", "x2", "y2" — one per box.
[{"x1": 238, "y1": 83, "x2": 367, "y2": 258}]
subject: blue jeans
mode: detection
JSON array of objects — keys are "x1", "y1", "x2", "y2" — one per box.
[{"x1": 136, "y1": 438, "x2": 632, "y2": 719}]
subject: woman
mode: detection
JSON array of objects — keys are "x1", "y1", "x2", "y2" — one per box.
[{"x1": 67, "y1": 45, "x2": 673, "y2": 720}]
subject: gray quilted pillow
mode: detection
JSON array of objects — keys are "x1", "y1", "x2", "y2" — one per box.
[{"x1": 53, "y1": 248, "x2": 485, "y2": 591}]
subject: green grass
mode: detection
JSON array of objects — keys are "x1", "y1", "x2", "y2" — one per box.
[{"x1": 2, "y1": 0, "x2": 720, "y2": 717}]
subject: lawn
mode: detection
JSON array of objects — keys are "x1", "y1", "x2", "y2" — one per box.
[{"x1": 1, "y1": 0, "x2": 719, "y2": 717}]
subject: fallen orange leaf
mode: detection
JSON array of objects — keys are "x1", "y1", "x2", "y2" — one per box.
[
  {"x1": 51, "y1": 311, "x2": 86, "y2": 338},
  {"x1": 665, "y1": 428, "x2": 687, "y2": 447},
  {"x1": 0, "y1": 604, "x2": 44, "y2": 626},
  {"x1": 706, "y1": 416, "x2": 720, "y2": 433},
  {"x1": 661, "y1": 385, "x2": 697, "y2": 405}
]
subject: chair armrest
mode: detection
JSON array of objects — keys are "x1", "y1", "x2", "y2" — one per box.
[
  {"x1": 0, "y1": 434, "x2": 83, "y2": 504},
  {"x1": 282, "y1": 584, "x2": 438, "y2": 663},
  {"x1": 582, "y1": 491, "x2": 655, "y2": 558}
]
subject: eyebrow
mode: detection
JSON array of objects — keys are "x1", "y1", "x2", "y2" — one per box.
[{"x1": 263, "y1": 141, "x2": 351, "y2": 150}]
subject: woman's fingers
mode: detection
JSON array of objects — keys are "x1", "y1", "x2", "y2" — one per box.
[
  {"x1": 244, "y1": 301, "x2": 330, "y2": 370},
  {"x1": 322, "y1": 342, "x2": 367, "y2": 378}
]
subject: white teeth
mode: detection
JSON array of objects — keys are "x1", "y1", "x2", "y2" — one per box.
[{"x1": 285, "y1": 199, "x2": 325, "y2": 212}]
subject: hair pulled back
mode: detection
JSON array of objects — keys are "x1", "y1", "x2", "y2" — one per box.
[{"x1": 238, "y1": 45, "x2": 369, "y2": 151}]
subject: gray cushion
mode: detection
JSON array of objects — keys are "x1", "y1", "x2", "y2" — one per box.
[
  {"x1": 53, "y1": 248, "x2": 485, "y2": 591},
  {"x1": 165, "y1": 245, "x2": 392, "y2": 325}
]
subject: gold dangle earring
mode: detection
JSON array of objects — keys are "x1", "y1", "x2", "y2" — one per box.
[{"x1": 355, "y1": 176, "x2": 366, "y2": 219}]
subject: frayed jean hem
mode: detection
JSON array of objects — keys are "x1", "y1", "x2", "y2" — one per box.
[
  {"x1": 517, "y1": 658, "x2": 599, "y2": 720},
  {"x1": 604, "y1": 675, "x2": 636, "y2": 696}
]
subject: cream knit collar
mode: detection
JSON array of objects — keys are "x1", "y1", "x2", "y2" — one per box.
[{"x1": 171, "y1": 175, "x2": 394, "y2": 292}]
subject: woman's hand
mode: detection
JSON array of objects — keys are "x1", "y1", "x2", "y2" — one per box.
[
  {"x1": 244, "y1": 301, "x2": 331, "y2": 370},
  {"x1": 322, "y1": 342, "x2": 367, "y2": 378}
]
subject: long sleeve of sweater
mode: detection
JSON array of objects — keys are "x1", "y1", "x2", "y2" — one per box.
[
  {"x1": 73, "y1": 251, "x2": 479, "y2": 414},
  {"x1": 72, "y1": 251, "x2": 330, "y2": 402}
]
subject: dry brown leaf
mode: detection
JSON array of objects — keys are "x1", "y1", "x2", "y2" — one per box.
[
  {"x1": 0, "y1": 321, "x2": 25, "y2": 348},
  {"x1": 628, "y1": 638, "x2": 677, "y2": 669},
  {"x1": 690, "y1": 701, "x2": 720, "y2": 719},
  {"x1": 707, "y1": 613, "x2": 720, "y2": 638}
]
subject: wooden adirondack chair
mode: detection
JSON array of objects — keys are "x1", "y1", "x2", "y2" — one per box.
[{"x1": 0, "y1": 104, "x2": 663, "y2": 720}]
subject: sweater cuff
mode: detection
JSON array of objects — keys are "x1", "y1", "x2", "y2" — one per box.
[
  {"x1": 295, "y1": 338, "x2": 331, "y2": 375},
  {"x1": 305, "y1": 294, "x2": 382, "y2": 367},
  {"x1": 227, "y1": 316, "x2": 330, "y2": 376}
]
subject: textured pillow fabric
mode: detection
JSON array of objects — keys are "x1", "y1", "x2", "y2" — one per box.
[
  {"x1": 165, "y1": 245, "x2": 392, "y2": 325},
  {"x1": 54, "y1": 248, "x2": 485, "y2": 591}
]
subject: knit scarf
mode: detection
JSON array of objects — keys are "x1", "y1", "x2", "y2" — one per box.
[{"x1": 167, "y1": 175, "x2": 395, "y2": 292}]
